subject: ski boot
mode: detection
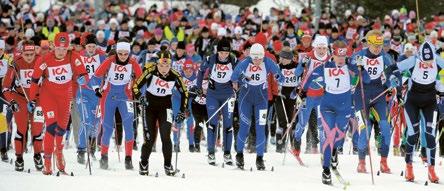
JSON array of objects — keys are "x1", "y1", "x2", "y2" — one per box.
[
  {"x1": 164, "y1": 164, "x2": 176, "y2": 176},
  {"x1": 337, "y1": 147, "x2": 343, "y2": 155},
  {"x1": 15, "y1": 156, "x2": 24, "y2": 171},
  {"x1": 322, "y1": 167, "x2": 332, "y2": 185},
  {"x1": 173, "y1": 144, "x2": 180, "y2": 152},
  {"x1": 125, "y1": 156, "x2": 134, "y2": 170},
  {"x1": 207, "y1": 152, "x2": 216, "y2": 166},
  {"x1": 224, "y1": 153, "x2": 233, "y2": 166},
  {"x1": 55, "y1": 149, "x2": 65, "y2": 172},
  {"x1": 256, "y1": 156, "x2": 265, "y2": 171},
  {"x1": 133, "y1": 141, "x2": 138, "y2": 151},
  {"x1": 34, "y1": 153, "x2": 43, "y2": 171},
  {"x1": 405, "y1": 163, "x2": 414, "y2": 182},
  {"x1": 380, "y1": 157, "x2": 391, "y2": 173},
  {"x1": 428, "y1": 165, "x2": 439, "y2": 183},
  {"x1": 352, "y1": 147, "x2": 358, "y2": 155},
  {"x1": 139, "y1": 160, "x2": 149, "y2": 175},
  {"x1": 194, "y1": 144, "x2": 201, "y2": 153},
  {"x1": 357, "y1": 159, "x2": 367, "y2": 173},
  {"x1": 0, "y1": 148, "x2": 8, "y2": 162},
  {"x1": 270, "y1": 136, "x2": 276, "y2": 145},
  {"x1": 236, "y1": 153, "x2": 244, "y2": 169},
  {"x1": 77, "y1": 151, "x2": 86, "y2": 164},
  {"x1": 100, "y1": 154, "x2": 109, "y2": 170},
  {"x1": 42, "y1": 155, "x2": 52, "y2": 175},
  {"x1": 189, "y1": 144, "x2": 195, "y2": 153}
]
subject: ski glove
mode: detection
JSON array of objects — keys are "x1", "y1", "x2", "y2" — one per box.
[
  {"x1": 94, "y1": 88, "x2": 103, "y2": 98},
  {"x1": 175, "y1": 112, "x2": 186, "y2": 123},
  {"x1": 27, "y1": 100, "x2": 36, "y2": 113},
  {"x1": 77, "y1": 75, "x2": 87, "y2": 85},
  {"x1": 9, "y1": 100, "x2": 19, "y2": 112}
]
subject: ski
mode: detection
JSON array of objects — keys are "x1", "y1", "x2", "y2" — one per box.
[
  {"x1": 55, "y1": 171, "x2": 75, "y2": 177},
  {"x1": 332, "y1": 169, "x2": 350, "y2": 189}
]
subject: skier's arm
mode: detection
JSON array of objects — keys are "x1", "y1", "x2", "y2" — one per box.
[
  {"x1": 172, "y1": 70, "x2": 189, "y2": 113},
  {"x1": 29, "y1": 56, "x2": 45, "y2": 101},
  {"x1": 89, "y1": 57, "x2": 113, "y2": 90},
  {"x1": 132, "y1": 64, "x2": 155, "y2": 98},
  {"x1": 196, "y1": 56, "x2": 211, "y2": 88},
  {"x1": 2, "y1": 62, "x2": 17, "y2": 102},
  {"x1": 435, "y1": 56, "x2": 444, "y2": 69}
]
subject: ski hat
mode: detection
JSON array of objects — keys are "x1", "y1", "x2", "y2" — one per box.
[
  {"x1": 109, "y1": 18, "x2": 119, "y2": 25},
  {"x1": 418, "y1": 42, "x2": 435, "y2": 61},
  {"x1": 217, "y1": 37, "x2": 231, "y2": 52},
  {"x1": 183, "y1": 59, "x2": 194, "y2": 70},
  {"x1": 312, "y1": 35, "x2": 329, "y2": 48},
  {"x1": 279, "y1": 50, "x2": 293, "y2": 60},
  {"x1": 25, "y1": 28, "x2": 35, "y2": 38},
  {"x1": 255, "y1": 32, "x2": 267, "y2": 47},
  {"x1": 250, "y1": 43, "x2": 265, "y2": 59},
  {"x1": 177, "y1": 41, "x2": 186, "y2": 50},
  {"x1": 54, "y1": 32, "x2": 70, "y2": 48},
  {"x1": 0, "y1": 39, "x2": 5, "y2": 49},
  {"x1": 85, "y1": 34, "x2": 97, "y2": 45},
  {"x1": 404, "y1": 43, "x2": 415, "y2": 53},
  {"x1": 217, "y1": 27, "x2": 227, "y2": 37},
  {"x1": 234, "y1": 26, "x2": 242, "y2": 35}
]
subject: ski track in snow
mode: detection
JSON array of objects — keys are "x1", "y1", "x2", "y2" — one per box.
[{"x1": 1, "y1": 135, "x2": 443, "y2": 191}]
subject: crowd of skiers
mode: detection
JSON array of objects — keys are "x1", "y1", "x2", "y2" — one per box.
[{"x1": 0, "y1": 0, "x2": 444, "y2": 185}]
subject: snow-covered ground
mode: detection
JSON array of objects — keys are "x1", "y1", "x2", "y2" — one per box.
[{"x1": 0, "y1": 125, "x2": 443, "y2": 191}]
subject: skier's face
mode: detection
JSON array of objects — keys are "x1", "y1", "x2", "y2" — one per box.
[
  {"x1": 252, "y1": 57, "x2": 263, "y2": 65},
  {"x1": 54, "y1": 46, "x2": 68, "y2": 59},
  {"x1": 369, "y1": 44, "x2": 383, "y2": 55},
  {"x1": 315, "y1": 46, "x2": 328, "y2": 57},
  {"x1": 85, "y1": 44, "x2": 96, "y2": 56},
  {"x1": 157, "y1": 61, "x2": 171, "y2": 76},
  {"x1": 218, "y1": 51, "x2": 229, "y2": 61},
  {"x1": 117, "y1": 50, "x2": 130, "y2": 62},
  {"x1": 22, "y1": 51, "x2": 36, "y2": 63},
  {"x1": 280, "y1": 58, "x2": 291, "y2": 65},
  {"x1": 333, "y1": 55, "x2": 346, "y2": 66}
]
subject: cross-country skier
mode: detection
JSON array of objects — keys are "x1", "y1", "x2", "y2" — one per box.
[
  {"x1": 132, "y1": 50, "x2": 188, "y2": 176},
  {"x1": 2, "y1": 40, "x2": 44, "y2": 171},
  {"x1": 76, "y1": 34, "x2": 106, "y2": 163},
  {"x1": 89, "y1": 39, "x2": 142, "y2": 170},
  {"x1": 28, "y1": 32, "x2": 88, "y2": 175},
  {"x1": 196, "y1": 37, "x2": 237, "y2": 166},
  {"x1": 231, "y1": 43, "x2": 283, "y2": 170},
  {"x1": 389, "y1": 41, "x2": 443, "y2": 183}
]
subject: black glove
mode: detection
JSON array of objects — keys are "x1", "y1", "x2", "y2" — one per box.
[
  {"x1": 175, "y1": 112, "x2": 186, "y2": 123},
  {"x1": 95, "y1": 88, "x2": 103, "y2": 98},
  {"x1": 298, "y1": 90, "x2": 307, "y2": 99},
  {"x1": 9, "y1": 100, "x2": 19, "y2": 112},
  {"x1": 139, "y1": 95, "x2": 148, "y2": 106}
]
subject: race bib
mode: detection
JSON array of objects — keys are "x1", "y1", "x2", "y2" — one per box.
[
  {"x1": 47, "y1": 64, "x2": 73, "y2": 84},
  {"x1": 146, "y1": 76, "x2": 175, "y2": 96},
  {"x1": 19, "y1": 69, "x2": 33, "y2": 88},
  {"x1": 33, "y1": 106, "x2": 44, "y2": 123},
  {"x1": 282, "y1": 68, "x2": 298, "y2": 87},
  {"x1": 355, "y1": 110, "x2": 366, "y2": 131},
  {"x1": 82, "y1": 55, "x2": 101, "y2": 77},
  {"x1": 324, "y1": 66, "x2": 351, "y2": 94},
  {"x1": 244, "y1": 63, "x2": 267, "y2": 86},
  {"x1": 210, "y1": 63, "x2": 233, "y2": 83},
  {"x1": 411, "y1": 59, "x2": 437, "y2": 85},
  {"x1": 126, "y1": 101, "x2": 134, "y2": 113},
  {"x1": 259, "y1": 109, "x2": 267, "y2": 125},
  {"x1": 167, "y1": 109, "x2": 173, "y2": 123},
  {"x1": 107, "y1": 63, "x2": 132, "y2": 85},
  {"x1": 363, "y1": 56, "x2": 384, "y2": 80},
  {"x1": 228, "y1": 97, "x2": 235, "y2": 113}
]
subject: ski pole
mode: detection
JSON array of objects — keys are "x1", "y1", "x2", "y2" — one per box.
[
  {"x1": 369, "y1": 88, "x2": 392, "y2": 104},
  {"x1": 78, "y1": 86, "x2": 92, "y2": 175},
  {"x1": 204, "y1": 92, "x2": 235, "y2": 126},
  {"x1": 358, "y1": 67, "x2": 375, "y2": 185}
]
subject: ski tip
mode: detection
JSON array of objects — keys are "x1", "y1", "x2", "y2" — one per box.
[
  {"x1": 221, "y1": 163, "x2": 224, "y2": 168},
  {"x1": 9, "y1": 158, "x2": 13, "y2": 164},
  {"x1": 250, "y1": 167, "x2": 253, "y2": 172},
  {"x1": 424, "y1": 181, "x2": 428, "y2": 186},
  {"x1": 377, "y1": 171, "x2": 380, "y2": 176},
  {"x1": 400, "y1": 171, "x2": 404, "y2": 176},
  {"x1": 27, "y1": 169, "x2": 31, "y2": 173},
  {"x1": 271, "y1": 166, "x2": 274, "y2": 172},
  {"x1": 70, "y1": 172, "x2": 74, "y2": 176},
  {"x1": 181, "y1": 173, "x2": 185, "y2": 179},
  {"x1": 56, "y1": 172, "x2": 60, "y2": 177},
  {"x1": 155, "y1": 172, "x2": 159, "y2": 177}
]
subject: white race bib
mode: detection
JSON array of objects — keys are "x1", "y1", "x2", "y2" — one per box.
[
  {"x1": 82, "y1": 54, "x2": 101, "y2": 78},
  {"x1": 146, "y1": 75, "x2": 175, "y2": 96},
  {"x1": 19, "y1": 69, "x2": 33, "y2": 88},
  {"x1": 126, "y1": 101, "x2": 134, "y2": 113},
  {"x1": 33, "y1": 106, "x2": 44, "y2": 123},
  {"x1": 210, "y1": 63, "x2": 233, "y2": 83},
  {"x1": 107, "y1": 63, "x2": 132, "y2": 85},
  {"x1": 324, "y1": 66, "x2": 351, "y2": 94},
  {"x1": 228, "y1": 97, "x2": 235, "y2": 113},
  {"x1": 47, "y1": 64, "x2": 73, "y2": 84},
  {"x1": 282, "y1": 68, "x2": 298, "y2": 87},
  {"x1": 167, "y1": 109, "x2": 173, "y2": 123},
  {"x1": 244, "y1": 63, "x2": 267, "y2": 86},
  {"x1": 259, "y1": 109, "x2": 267, "y2": 125},
  {"x1": 411, "y1": 59, "x2": 437, "y2": 85},
  {"x1": 363, "y1": 56, "x2": 384, "y2": 80}
]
